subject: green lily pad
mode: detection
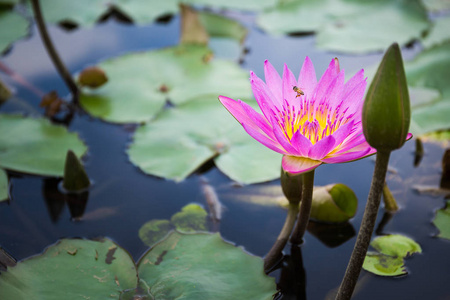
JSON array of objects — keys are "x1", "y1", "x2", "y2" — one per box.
[
  {"x1": 421, "y1": 0, "x2": 450, "y2": 12},
  {"x1": 432, "y1": 200, "x2": 450, "y2": 240},
  {"x1": 0, "y1": 238, "x2": 138, "y2": 299},
  {"x1": 0, "y1": 8, "x2": 29, "y2": 54},
  {"x1": 199, "y1": 11, "x2": 247, "y2": 43},
  {"x1": 0, "y1": 114, "x2": 87, "y2": 176},
  {"x1": 170, "y1": 203, "x2": 208, "y2": 232},
  {"x1": 422, "y1": 16, "x2": 450, "y2": 49},
  {"x1": 33, "y1": 0, "x2": 277, "y2": 27},
  {"x1": 371, "y1": 234, "x2": 422, "y2": 258},
  {"x1": 406, "y1": 42, "x2": 450, "y2": 134},
  {"x1": 137, "y1": 231, "x2": 276, "y2": 300},
  {"x1": 0, "y1": 169, "x2": 8, "y2": 202},
  {"x1": 128, "y1": 95, "x2": 281, "y2": 183},
  {"x1": 138, "y1": 204, "x2": 208, "y2": 246},
  {"x1": 363, "y1": 252, "x2": 407, "y2": 277},
  {"x1": 138, "y1": 219, "x2": 172, "y2": 247},
  {"x1": 79, "y1": 45, "x2": 251, "y2": 123},
  {"x1": 257, "y1": 0, "x2": 429, "y2": 53}
]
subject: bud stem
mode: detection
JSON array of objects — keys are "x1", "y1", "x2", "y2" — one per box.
[
  {"x1": 31, "y1": 0, "x2": 79, "y2": 103},
  {"x1": 335, "y1": 150, "x2": 391, "y2": 300},
  {"x1": 290, "y1": 169, "x2": 315, "y2": 244},
  {"x1": 264, "y1": 203, "x2": 299, "y2": 272}
]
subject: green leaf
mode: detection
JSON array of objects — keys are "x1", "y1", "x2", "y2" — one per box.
[
  {"x1": 432, "y1": 200, "x2": 450, "y2": 240},
  {"x1": 0, "y1": 238, "x2": 138, "y2": 299},
  {"x1": 138, "y1": 219, "x2": 172, "y2": 247},
  {"x1": 128, "y1": 95, "x2": 281, "y2": 183},
  {"x1": 421, "y1": 0, "x2": 450, "y2": 12},
  {"x1": 63, "y1": 150, "x2": 90, "y2": 192},
  {"x1": 80, "y1": 45, "x2": 251, "y2": 123},
  {"x1": 0, "y1": 114, "x2": 87, "y2": 176},
  {"x1": 199, "y1": 11, "x2": 247, "y2": 43},
  {"x1": 137, "y1": 231, "x2": 277, "y2": 300},
  {"x1": 0, "y1": 169, "x2": 8, "y2": 202},
  {"x1": 363, "y1": 252, "x2": 407, "y2": 277},
  {"x1": 371, "y1": 234, "x2": 422, "y2": 258},
  {"x1": 257, "y1": 0, "x2": 429, "y2": 53},
  {"x1": 422, "y1": 16, "x2": 450, "y2": 49},
  {"x1": 406, "y1": 42, "x2": 450, "y2": 134},
  {"x1": 0, "y1": 8, "x2": 29, "y2": 54},
  {"x1": 170, "y1": 204, "x2": 208, "y2": 232}
]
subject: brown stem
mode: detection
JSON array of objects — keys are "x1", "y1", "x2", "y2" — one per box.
[
  {"x1": 290, "y1": 169, "x2": 315, "y2": 244},
  {"x1": 335, "y1": 150, "x2": 391, "y2": 300},
  {"x1": 264, "y1": 203, "x2": 299, "y2": 272},
  {"x1": 30, "y1": 0, "x2": 79, "y2": 102}
]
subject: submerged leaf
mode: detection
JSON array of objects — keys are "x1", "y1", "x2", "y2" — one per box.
[
  {"x1": 138, "y1": 219, "x2": 172, "y2": 247},
  {"x1": 0, "y1": 114, "x2": 87, "y2": 176},
  {"x1": 363, "y1": 252, "x2": 407, "y2": 277},
  {"x1": 0, "y1": 239, "x2": 138, "y2": 299},
  {"x1": 371, "y1": 234, "x2": 422, "y2": 258},
  {"x1": 79, "y1": 45, "x2": 251, "y2": 123},
  {"x1": 170, "y1": 203, "x2": 208, "y2": 232},
  {"x1": 432, "y1": 200, "x2": 450, "y2": 240},
  {"x1": 137, "y1": 231, "x2": 277, "y2": 300}
]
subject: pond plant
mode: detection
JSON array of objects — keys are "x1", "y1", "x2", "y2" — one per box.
[{"x1": 0, "y1": 0, "x2": 449, "y2": 299}]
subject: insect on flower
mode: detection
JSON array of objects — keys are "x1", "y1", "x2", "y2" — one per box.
[{"x1": 292, "y1": 86, "x2": 304, "y2": 97}]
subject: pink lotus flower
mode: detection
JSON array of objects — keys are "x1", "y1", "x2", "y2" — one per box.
[{"x1": 219, "y1": 57, "x2": 377, "y2": 174}]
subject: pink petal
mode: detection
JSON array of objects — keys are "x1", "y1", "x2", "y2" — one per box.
[
  {"x1": 406, "y1": 133, "x2": 413, "y2": 140},
  {"x1": 219, "y1": 96, "x2": 255, "y2": 126},
  {"x1": 269, "y1": 116, "x2": 301, "y2": 155},
  {"x1": 324, "y1": 70, "x2": 345, "y2": 109},
  {"x1": 264, "y1": 60, "x2": 283, "y2": 106},
  {"x1": 290, "y1": 130, "x2": 313, "y2": 157},
  {"x1": 329, "y1": 120, "x2": 355, "y2": 146},
  {"x1": 297, "y1": 56, "x2": 317, "y2": 97},
  {"x1": 341, "y1": 80, "x2": 367, "y2": 121},
  {"x1": 322, "y1": 147, "x2": 372, "y2": 164},
  {"x1": 282, "y1": 155, "x2": 322, "y2": 174},
  {"x1": 250, "y1": 71, "x2": 277, "y2": 120},
  {"x1": 282, "y1": 64, "x2": 299, "y2": 105},
  {"x1": 242, "y1": 123, "x2": 287, "y2": 155},
  {"x1": 308, "y1": 135, "x2": 336, "y2": 160},
  {"x1": 239, "y1": 100, "x2": 275, "y2": 139},
  {"x1": 343, "y1": 69, "x2": 365, "y2": 99},
  {"x1": 313, "y1": 58, "x2": 340, "y2": 101}
]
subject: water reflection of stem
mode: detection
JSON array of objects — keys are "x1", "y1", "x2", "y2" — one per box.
[
  {"x1": 335, "y1": 150, "x2": 391, "y2": 300},
  {"x1": 264, "y1": 203, "x2": 298, "y2": 272},
  {"x1": 290, "y1": 169, "x2": 315, "y2": 244},
  {"x1": 30, "y1": 0, "x2": 79, "y2": 102}
]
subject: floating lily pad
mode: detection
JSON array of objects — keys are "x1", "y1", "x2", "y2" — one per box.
[
  {"x1": 371, "y1": 234, "x2": 422, "y2": 258},
  {"x1": 170, "y1": 203, "x2": 208, "y2": 232},
  {"x1": 421, "y1": 0, "x2": 450, "y2": 12},
  {"x1": 0, "y1": 114, "x2": 87, "y2": 176},
  {"x1": 137, "y1": 231, "x2": 276, "y2": 300},
  {"x1": 80, "y1": 45, "x2": 251, "y2": 123},
  {"x1": 406, "y1": 42, "x2": 450, "y2": 134},
  {"x1": 432, "y1": 200, "x2": 450, "y2": 240},
  {"x1": 0, "y1": 8, "x2": 29, "y2": 54},
  {"x1": 363, "y1": 252, "x2": 407, "y2": 277},
  {"x1": 422, "y1": 16, "x2": 450, "y2": 49},
  {"x1": 128, "y1": 95, "x2": 281, "y2": 183},
  {"x1": 0, "y1": 233, "x2": 277, "y2": 299},
  {"x1": 0, "y1": 169, "x2": 8, "y2": 202},
  {"x1": 257, "y1": 0, "x2": 429, "y2": 53},
  {"x1": 0, "y1": 238, "x2": 138, "y2": 299}
]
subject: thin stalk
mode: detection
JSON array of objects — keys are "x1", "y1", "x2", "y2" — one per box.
[
  {"x1": 30, "y1": 0, "x2": 79, "y2": 102},
  {"x1": 335, "y1": 150, "x2": 391, "y2": 300},
  {"x1": 264, "y1": 203, "x2": 299, "y2": 272},
  {"x1": 290, "y1": 169, "x2": 315, "y2": 245}
]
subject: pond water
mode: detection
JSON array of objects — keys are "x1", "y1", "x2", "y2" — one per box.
[{"x1": 0, "y1": 13, "x2": 449, "y2": 300}]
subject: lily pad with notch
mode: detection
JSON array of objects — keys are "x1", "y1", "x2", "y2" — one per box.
[
  {"x1": 79, "y1": 44, "x2": 251, "y2": 124},
  {"x1": 0, "y1": 114, "x2": 87, "y2": 177},
  {"x1": 432, "y1": 200, "x2": 450, "y2": 240},
  {"x1": 0, "y1": 7, "x2": 29, "y2": 54}
]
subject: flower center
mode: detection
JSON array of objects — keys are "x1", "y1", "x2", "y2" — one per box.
[{"x1": 272, "y1": 94, "x2": 353, "y2": 144}]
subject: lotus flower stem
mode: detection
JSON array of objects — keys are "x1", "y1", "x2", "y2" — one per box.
[
  {"x1": 335, "y1": 150, "x2": 390, "y2": 300},
  {"x1": 31, "y1": 0, "x2": 79, "y2": 102},
  {"x1": 264, "y1": 203, "x2": 299, "y2": 272},
  {"x1": 290, "y1": 169, "x2": 315, "y2": 244}
]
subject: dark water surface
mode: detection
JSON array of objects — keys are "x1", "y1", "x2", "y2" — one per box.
[{"x1": 0, "y1": 14, "x2": 449, "y2": 300}]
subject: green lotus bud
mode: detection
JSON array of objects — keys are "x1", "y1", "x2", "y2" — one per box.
[
  {"x1": 280, "y1": 168, "x2": 303, "y2": 205},
  {"x1": 363, "y1": 43, "x2": 411, "y2": 152},
  {"x1": 77, "y1": 66, "x2": 108, "y2": 88},
  {"x1": 310, "y1": 184, "x2": 358, "y2": 223}
]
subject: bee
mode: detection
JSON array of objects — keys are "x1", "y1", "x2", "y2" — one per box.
[{"x1": 293, "y1": 86, "x2": 304, "y2": 98}]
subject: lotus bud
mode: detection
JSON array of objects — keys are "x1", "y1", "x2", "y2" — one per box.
[
  {"x1": 310, "y1": 184, "x2": 358, "y2": 223},
  {"x1": 363, "y1": 43, "x2": 411, "y2": 152},
  {"x1": 280, "y1": 168, "x2": 303, "y2": 205},
  {"x1": 77, "y1": 66, "x2": 108, "y2": 88},
  {"x1": 62, "y1": 150, "x2": 90, "y2": 192}
]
